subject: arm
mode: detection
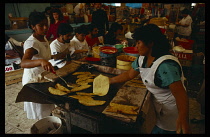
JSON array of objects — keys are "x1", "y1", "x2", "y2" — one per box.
[
  {"x1": 169, "y1": 81, "x2": 191, "y2": 134},
  {"x1": 9, "y1": 37, "x2": 23, "y2": 47},
  {"x1": 109, "y1": 68, "x2": 140, "y2": 84},
  {"x1": 21, "y1": 47, "x2": 54, "y2": 72}
]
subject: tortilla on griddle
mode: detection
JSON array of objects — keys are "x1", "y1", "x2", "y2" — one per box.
[
  {"x1": 72, "y1": 72, "x2": 91, "y2": 75},
  {"x1": 70, "y1": 84, "x2": 92, "y2": 92},
  {"x1": 48, "y1": 87, "x2": 67, "y2": 95},
  {"x1": 76, "y1": 78, "x2": 94, "y2": 84},
  {"x1": 106, "y1": 103, "x2": 139, "y2": 115},
  {"x1": 68, "y1": 95, "x2": 93, "y2": 100},
  {"x1": 76, "y1": 92, "x2": 96, "y2": 96},
  {"x1": 78, "y1": 98, "x2": 106, "y2": 106},
  {"x1": 93, "y1": 74, "x2": 109, "y2": 96},
  {"x1": 55, "y1": 83, "x2": 71, "y2": 93}
]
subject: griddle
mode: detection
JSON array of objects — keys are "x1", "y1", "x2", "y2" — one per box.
[{"x1": 17, "y1": 64, "x2": 125, "y2": 114}]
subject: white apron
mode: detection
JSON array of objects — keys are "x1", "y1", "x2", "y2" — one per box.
[
  {"x1": 138, "y1": 55, "x2": 185, "y2": 131},
  {"x1": 22, "y1": 35, "x2": 55, "y2": 120}
]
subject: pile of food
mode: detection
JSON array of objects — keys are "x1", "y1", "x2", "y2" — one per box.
[{"x1": 48, "y1": 72, "x2": 110, "y2": 106}]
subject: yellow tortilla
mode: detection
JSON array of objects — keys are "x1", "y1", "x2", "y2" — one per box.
[
  {"x1": 72, "y1": 72, "x2": 91, "y2": 75},
  {"x1": 78, "y1": 98, "x2": 106, "y2": 106},
  {"x1": 106, "y1": 103, "x2": 139, "y2": 115},
  {"x1": 93, "y1": 74, "x2": 109, "y2": 96},
  {"x1": 76, "y1": 77, "x2": 94, "y2": 83},
  {"x1": 55, "y1": 83, "x2": 71, "y2": 93},
  {"x1": 76, "y1": 92, "x2": 96, "y2": 96},
  {"x1": 68, "y1": 95, "x2": 93, "y2": 100},
  {"x1": 70, "y1": 84, "x2": 92, "y2": 92},
  {"x1": 48, "y1": 87, "x2": 67, "y2": 95},
  {"x1": 76, "y1": 78, "x2": 94, "y2": 84}
]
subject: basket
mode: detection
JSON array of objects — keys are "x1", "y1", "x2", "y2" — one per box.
[{"x1": 116, "y1": 55, "x2": 137, "y2": 70}]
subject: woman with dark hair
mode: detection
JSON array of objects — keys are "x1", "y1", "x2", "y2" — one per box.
[
  {"x1": 21, "y1": 11, "x2": 55, "y2": 120},
  {"x1": 104, "y1": 22, "x2": 123, "y2": 45},
  {"x1": 109, "y1": 24, "x2": 191, "y2": 134},
  {"x1": 46, "y1": 8, "x2": 67, "y2": 41}
]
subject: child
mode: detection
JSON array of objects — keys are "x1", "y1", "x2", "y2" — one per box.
[
  {"x1": 69, "y1": 25, "x2": 89, "y2": 60},
  {"x1": 49, "y1": 23, "x2": 74, "y2": 68},
  {"x1": 21, "y1": 11, "x2": 55, "y2": 120}
]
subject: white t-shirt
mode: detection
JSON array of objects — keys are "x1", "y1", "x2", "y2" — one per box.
[
  {"x1": 49, "y1": 39, "x2": 73, "y2": 68},
  {"x1": 69, "y1": 36, "x2": 89, "y2": 60},
  {"x1": 177, "y1": 15, "x2": 193, "y2": 36},
  {"x1": 74, "y1": 3, "x2": 85, "y2": 15}
]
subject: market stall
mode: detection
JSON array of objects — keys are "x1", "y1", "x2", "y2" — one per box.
[{"x1": 16, "y1": 61, "x2": 156, "y2": 134}]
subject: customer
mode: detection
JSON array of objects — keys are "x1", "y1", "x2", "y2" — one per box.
[
  {"x1": 91, "y1": 3, "x2": 109, "y2": 37},
  {"x1": 69, "y1": 25, "x2": 89, "y2": 61},
  {"x1": 21, "y1": 11, "x2": 55, "y2": 120},
  {"x1": 49, "y1": 23, "x2": 74, "y2": 68},
  {"x1": 176, "y1": 8, "x2": 193, "y2": 39},
  {"x1": 85, "y1": 23, "x2": 100, "y2": 49},
  {"x1": 109, "y1": 24, "x2": 191, "y2": 134},
  {"x1": 104, "y1": 22, "x2": 124, "y2": 45},
  {"x1": 46, "y1": 8, "x2": 67, "y2": 42}
]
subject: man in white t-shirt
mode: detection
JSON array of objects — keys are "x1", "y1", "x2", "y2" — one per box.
[
  {"x1": 49, "y1": 23, "x2": 74, "y2": 68},
  {"x1": 69, "y1": 25, "x2": 89, "y2": 61}
]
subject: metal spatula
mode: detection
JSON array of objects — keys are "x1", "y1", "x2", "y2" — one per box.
[{"x1": 51, "y1": 70, "x2": 70, "y2": 87}]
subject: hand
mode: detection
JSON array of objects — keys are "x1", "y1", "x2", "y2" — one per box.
[
  {"x1": 176, "y1": 116, "x2": 191, "y2": 134},
  {"x1": 40, "y1": 59, "x2": 54, "y2": 72}
]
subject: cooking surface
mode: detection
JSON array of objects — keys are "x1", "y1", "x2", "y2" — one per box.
[{"x1": 20, "y1": 64, "x2": 125, "y2": 114}]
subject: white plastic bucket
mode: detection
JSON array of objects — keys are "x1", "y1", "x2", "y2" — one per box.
[{"x1": 30, "y1": 116, "x2": 63, "y2": 134}]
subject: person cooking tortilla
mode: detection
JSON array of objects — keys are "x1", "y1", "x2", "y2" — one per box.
[{"x1": 109, "y1": 24, "x2": 191, "y2": 134}]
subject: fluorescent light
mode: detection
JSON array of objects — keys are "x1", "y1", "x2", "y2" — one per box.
[
  {"x1": 115, "y1": 3, "x2": 121, "y2": 6},
  {"x1": 191, "y1": 3, "x2": 196, "y2": 6}
]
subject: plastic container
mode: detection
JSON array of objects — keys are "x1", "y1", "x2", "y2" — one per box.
[
  {"x1": 114, "y1": 44, "x2": 124, "y2": 53},
  {"x1": 100, "y1": 46, "x2": 118, "y2": 58},
  {"x1": 123, "y1": 47, "x2": 139, "y2": 57},
  {"x1": 30, "y1": 116, "x2": 63, "y2": 134},
  {"x1": 92, "y1": 46, "x2": 100, "y2": 58},
  {"x1": 116, "y1": 55, "x2": 137, "y2": 70},
  {"x1": 85, "y1": 57, "x2": 101, "y2": 64}
]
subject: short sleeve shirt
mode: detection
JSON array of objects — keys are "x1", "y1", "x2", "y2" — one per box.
[{"x1": 132, "y1": 57, "x2": 182, "y2": 88}]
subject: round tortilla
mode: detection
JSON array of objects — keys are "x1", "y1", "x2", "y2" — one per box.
[{"x1": 93, "y1": 74, "x2": 110, "y2": 96}]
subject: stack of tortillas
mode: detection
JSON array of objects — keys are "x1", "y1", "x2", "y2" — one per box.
[{"x1": 93, "y1": 74, "x2": 110, "y2": 96}]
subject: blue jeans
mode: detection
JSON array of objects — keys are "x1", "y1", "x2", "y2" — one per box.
[{"x1": 151, "y1": 125, "x2": 176, "y2": 134}]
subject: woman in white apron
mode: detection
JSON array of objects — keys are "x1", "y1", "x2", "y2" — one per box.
[
  {"x1": 21, "y1": 11, "x2": 55, "y2": 120},
  {"x1": 109, "y1": 24, "x2": 190, "y2": 134}
]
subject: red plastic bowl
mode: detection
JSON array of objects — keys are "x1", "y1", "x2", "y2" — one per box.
[
  {"x1": 85, "y1": 57, "x2": 101, "y2": 62},
  {"x1": 100, "y1": 46, "x2": 118, "y2": 54},
  {"x1": 123, "y1": 47, "x2": 138, "y2": 54}
]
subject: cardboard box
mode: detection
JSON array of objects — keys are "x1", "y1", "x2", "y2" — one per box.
[{"x1": 171, "y1": 50, "x2": 193, "y2": 60}]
